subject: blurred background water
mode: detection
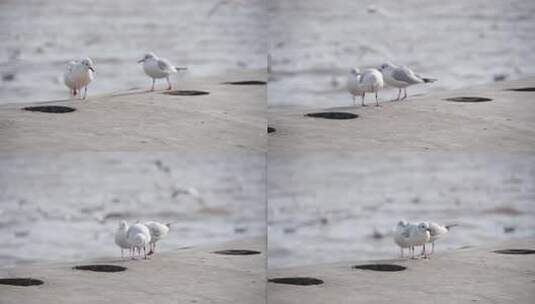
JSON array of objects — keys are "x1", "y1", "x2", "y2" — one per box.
[
  {"x1": 0, "y1": 0, "x2": 267, "y2": 104},
  {"x1": 0, "y1": 152, "x2": 265, "y2": 268},
  {"x1": 268, "y1": 153, "x2": 535, "y2": 268},
  {"x1": 268, "y1": 0, "x2": 535, "y2": 107}
]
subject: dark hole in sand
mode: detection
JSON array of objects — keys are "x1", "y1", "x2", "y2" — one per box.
[
  {"x1": 0, "y1": 278, "x2": 44, "y2": 286},
  {"x1": 164, "y1": 90, "x2": 210, "y2": 96},
  {"x1": 506, "y1": 87, "x2": 535, "y2": 92},
  {"x1": 305, "y1": 112, "x2": 358, "y2": 120},
  {"x1": 73, "y1": 265, "x2": 127, "y2": 272},
  {"x1": 268, "y1": 126, "x2": 276, "y2": 134},
  {"x1": 352, "y1": 264, "x2": 406, "y2": 272},
  {"x1": 212, "y1": 249, "x2": 261, "y2": 255},
  {"x1": 444, "y1": 97, "x2": 492, "y2": 103},
  {"x1": 268, "y1": 277, "x2": 324, "y2": 286},
  {"x1": 493, "y1": 249, "x2": 535, "y2": 255},
  {"x1": 223, "y1": 80, "x2": 266, "y2": 85},
  {"x1": 23, "y1": 105, "x2": 76, "y2": 113}
]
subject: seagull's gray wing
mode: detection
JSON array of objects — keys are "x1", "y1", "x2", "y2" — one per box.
[
  {"x1": 401, "y1": 229, "x2": 410, "y2": 238},
  {"x1": 157, "y1": 59, "x2": 176, "y2": 73},
  {"x1": 392, "y1": 67, "x2": 422, "y2": 84}
]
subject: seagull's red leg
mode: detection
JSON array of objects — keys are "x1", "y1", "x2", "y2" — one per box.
[{"x1": 166, "y1": 76, "x2": 172, "y2": 90}]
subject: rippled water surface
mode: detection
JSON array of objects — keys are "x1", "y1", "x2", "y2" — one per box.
[
  {"x1": 268, "y1": 0, "x2": 535, "y2": 107},
  {"x1": 0, "y1": 0, "x2": 267, "y2": 104},
  {"x1": 0, "y1": 153, "x2": 265, "y2": 267},
  {"x1": 268, "y1": 153, "x2": 535, "y2": 268}
]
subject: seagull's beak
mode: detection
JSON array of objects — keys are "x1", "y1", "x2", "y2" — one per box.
[
  {"x1": 137, "y1": 59, "x2": 145, "y2": 63},
  {"x1": 89, "y1": 67, "x2": 95, "y2": 72}
]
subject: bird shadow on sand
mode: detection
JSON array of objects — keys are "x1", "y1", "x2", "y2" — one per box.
[{"x1": 323, "y1": 105, "x2": 382, "y2": 112}]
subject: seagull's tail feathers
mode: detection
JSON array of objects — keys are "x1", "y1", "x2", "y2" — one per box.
[
  {"x1": 422, "y1": 77, "x2": 437, "y2": 83},
  {"x1": 445, "y1": 224, "x2": 459, "y2": 230}
]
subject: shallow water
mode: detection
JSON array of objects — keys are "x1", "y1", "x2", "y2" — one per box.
[
  {"x1": 0, "y1": 0, "x2": 267, "y2": 104},
  {"x1": 0, "y1": 152, "x2": 265, "y2": 268},
  {"x1": 268, "y1": 153, "x2": 535, "y2": 268},
  {"x1": 268, "y1": 0, "x2": 535, "y2": 107}
]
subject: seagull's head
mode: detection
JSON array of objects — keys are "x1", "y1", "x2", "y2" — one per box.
[
  {"x1": 81, "y1": 58, "x2": 95, "y2": 72},
  {"x1": 418, "y1": 222, "x2": 431, "y2": 233},
  {"x1": 349, "y1": 68, "x2": 360, "y2": 76},
  {"x1": 378, "y1": 62, "x2": 394, "y2": 72},
  {"x1": 118, "y1": 220, "x2": 128, "y2": 230},
  {"x1": 138, "y1": 52, "x2": 156, "y2": 63}
]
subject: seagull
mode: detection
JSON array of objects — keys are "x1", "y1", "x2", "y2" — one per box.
[
  {"x1": 393, "y1": 220, "x2": 412, "y2": 258},
  {"x1": 114, "y1": 220, "x2": 130, "y2": 259},
  {"x1": 137, "y1": 52, "x2": 187, "y2": 91},
  {"x1": 427, "y1": 222, "x2": 457, "y2": 254},
  {"x1": 346, "y1": 68, "x2": 384, "y2": 107},
  {"x1": 126, "y1": 223, "x2": 152, "y2": 259},
  {"x1": 378, "y1": 62, "x2": 436, "y2": 101},
  {"x1": 409, "y1": 222, "x2": 431, "y2": 258},
  {"x1": 63, "y1": 58, "x2": 95, "y2": 99},
  {"x1": 346, "y1": 68, "x2": 365, "y2": 107},
  {"x1": 143, "y1": 221, "x2": 171, "y2": 255}
]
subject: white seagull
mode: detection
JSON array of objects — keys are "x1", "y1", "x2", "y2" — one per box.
[
  {"x1": 393, "y1": 220, "x2": 412, "y2": 258},
  {"x1": 126, "y1": 223, "x2": 152, "y2": 259},
  {"x1": 143, "y1": 221, "x2": 171, "y2": 255},
  {"x1": 346, "y1": 68, "x2": 364, "y2": 107},
  {"x1": 378, "y1": 62, "x2": 436, "y2": 101},
  {"x1": 114, "y1": 220, "x2": 130, "y2": 259},
  {"x1": 347, "y1": 68, "x2": 384, "y2": 107},
  {"x1": 409, "y1": 222, "x2": 431, "y2": 258},
  {"x1": 137, "y1": 52, "x2": 187, "y2": 91},
  {"x1": 427, "y1": 222, "x2": 457, "y2": 254},
  {"x1": 63, "y1": 58, "x2": 95, "y2": 99}
]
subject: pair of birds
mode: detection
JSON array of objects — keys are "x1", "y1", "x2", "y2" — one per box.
[
  {"x1": 63, "y1": 53, "x2": 187, "y2": 99},
  {"x1": 347, "y1": 62, "x2": 436, "y2": 107},
  {"x1": 393, "y1": 220, "x2": 457, "y2": 259},
  {"x1": 114, "y1": 220, "x2": 171, "y2": 259}
]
